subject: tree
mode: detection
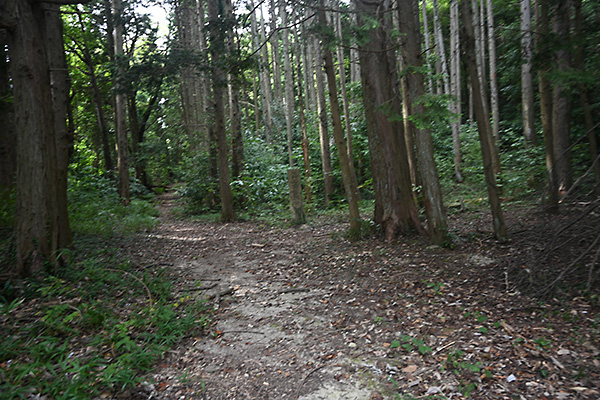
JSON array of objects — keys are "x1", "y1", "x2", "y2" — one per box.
[
  {"x1": 0, "y1": 30, "x2": 16, "y2": 189},
  {"x1": 207, "y1": 0, "x2": 235, "y2": 222},
  {"x1": 398, "y1": 0, "x2": 448, "y2": 245},
  {"x1": 521, "y1": 0, "x2": 535, "y2": 145},
  {"x1": 449, "y1": 0, "x2": 463, "y2": 182},
  {"x1": 112, "y1": 0, "x2": 130, "y2": 203},
  {"x1": 354, "y1": 0, "x2": 422, "y2": 240},
  {"x1": 461, "y1": 0, "x2": 506, "y2": 241},
  {"x1": 1, "y1": 0, "x2": 78, "y2": 276},
  {"x1": 551, "y1": 0, "x2": 573, "y2": 195},
  {"x1": 318, "y1": 0, "x2": 362, "y2": 234},
  {"x1": 536, "y1": 0, "x2": 558, "y2": 209}
]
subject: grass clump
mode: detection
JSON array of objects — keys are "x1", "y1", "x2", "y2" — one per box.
[{"x1": 0, "y1": 257, "x2": 211, "y2": 399}]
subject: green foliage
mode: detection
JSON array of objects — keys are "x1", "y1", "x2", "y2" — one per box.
[
  {"x1": 68, "y1": 167, "x2": 158, "y2": 237},
  {"x1": 0, "y1": 186, "x2": 15, "y2": 228},
  {"x1": 0, "y1": 256, "x2": 210, "y2": 399}
]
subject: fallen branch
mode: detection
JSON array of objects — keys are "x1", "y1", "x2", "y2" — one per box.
[
  {"x1": 278, "y1": 287, "x2": 310, "y2": 294},
  {"x1": 295, "y1": 363, "x2": 329, "y2": 399}
]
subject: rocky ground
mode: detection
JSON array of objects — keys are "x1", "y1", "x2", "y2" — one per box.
[{"x1": 120, "y1": 193, "x2": 599, "y2": 400}]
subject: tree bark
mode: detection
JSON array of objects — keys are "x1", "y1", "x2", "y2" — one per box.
[
  {"x1": 521, "y1": 0, "x2": 536, "y2": 145},
  {"x1": 112, "y1": 0, "x2": 130, "y2": 203},
  {"x1": 573, "y1": 0, "x2": 600, "y2": 194},
  {"x1": 207, "y1": 0, "x2": 235, "y2": 222},
  {"x1": 461, "y1": 0, "x2": 507, "y2": 241},
  {"x1": 259, "y1": 8, "x2": 274, "y2": 143},
  {"x1": 314, "y1": 37, "x2": 334, "y2": 207},
  {"x1": 0, "y1": 30, "x2": 16, "y2": 188},
  {"x1": 535, "y1": 0, "x2": 558, "y2": 209},
  {"x1": 450, "y1": 0, "x2": 463, "y2": 182},
  {"x1": 294, "y1": 25, "x2": 313, "y2": 203},
  {"x1": 551, "y1": 0, "x2": 573, "y2": 195},
  {"x1": 225, "y1": 0, "x2": 244, "y2": 180},
  {"x1": 44, "y1": 3, "x2": 73, "y2": 251},
  {"x1": 486, "y1": 0, "x2": 500, "y2": 141},
  {"x1": 399, "y1": 0, "x2": 449, "y2": 245},
  {"x1": 354, "y1": 0, "x2": 422, "y2": 240},
  {"x1": 281, "y1": 2, "x2": 295, "y2": 167},
  {"x1": 2, "y1": 0, "x2": 71, "y2": 276},
  {"x1": 318, "y1": 1, "x2": 362, "y2": 233}
]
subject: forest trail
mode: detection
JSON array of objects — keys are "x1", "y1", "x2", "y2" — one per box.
[
  {"x1": 125, "y1": 192, "x2": 600, "y2": 400},
  {"x1": 135, "y1": 192, "x2": 378, "y2": 399}
]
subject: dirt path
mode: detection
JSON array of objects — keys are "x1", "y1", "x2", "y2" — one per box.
[{"x1": 126, "y1": 193, "x2": 599, "y2": 400}]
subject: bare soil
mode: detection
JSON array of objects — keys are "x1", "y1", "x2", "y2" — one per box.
[{"x1": 121, "y1": 193, "x2": 600, "y2": 400}]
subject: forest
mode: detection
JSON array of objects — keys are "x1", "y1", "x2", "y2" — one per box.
[{"x1": 0, "y1": 0, "x2": 599, "y2": 398}]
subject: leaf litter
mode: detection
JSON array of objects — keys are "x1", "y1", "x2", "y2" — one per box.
[{"x1": 115, "y1": 194, "x2": 599, "y2": 399}]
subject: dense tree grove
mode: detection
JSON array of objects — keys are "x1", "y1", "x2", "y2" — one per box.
[{"x1": 1, "y1": 0, "x2": 599, "y2": 276}]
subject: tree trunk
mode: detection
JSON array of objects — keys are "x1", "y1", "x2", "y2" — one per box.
[
  {"x1": 421, "y1": 0, "x2": 434, "y2": 92},
  {"x1": 281, "y1": 3, "x2": 295, "y2": 167},
  {"x1": 2, "y1": 0, "x2": 71, "y2": 276},
  {"x1": 44, "y1": 3, "x2": 73, "y2": 251},
  {"x1": 461, "y1": 0, "x2": 507, "y2": 241},
  {"x1": 551, "y1": 0, "x2": 573, "y2": 195},
  {"x1": 450, "y1": 0, "x2": 463, "y2": 182},
  {"x1": 521, "y1": 0, "x2": 536, "y2": 145},
  {"x1": 225, "y1": 0, "x2": 243, "y2": 180},
  {"x1": 314, "y1": 37, "x2": 334, "y2": 207},
  {"x1": 295, "y1": 26, "x2": 313, "y2": 203},
  {"x1": 573, "y1": 0, "x2": 600, "y2": 194},
  {"x1": 208, "y1": 0, "x2": 235, "y2": 222},
  {"x1": 399, "y1": 0, "x2": 449, "y2": 245},
  {"x1": 334, "y1": 1, "x2": 360, "y2": 202},
  {"x1": 354, "y1": 0, "x2": 422, "y2": 240},
  {"x1": 535, "y1": 0, "x2": 558, "y2": 210},
  {"x1": 0, "y1": 30, "x2": 16, "y2": 188},
  {"x1": 269, "y1": 0, "x2": 282, "y2": 102},
  {"x1": 259, "y1": 9, "x2": 274, "y2": 143},
  {"x1": 318, "y1": 1, "x2": 362, "y2": 234},
  {"x1": 112, "y1": 0, "x2": 130, "y2": 204},
  {"x1": 486, "y1": 0, "x2": 500, "y2": 141}
]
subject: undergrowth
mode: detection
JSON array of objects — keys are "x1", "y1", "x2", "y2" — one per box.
[{"x1": 0, "y1": 256, "x2": 211, "y2": 399}]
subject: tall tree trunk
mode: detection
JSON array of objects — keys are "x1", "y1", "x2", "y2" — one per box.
[
  {"x1": 314, "y1": 37, "x2": 333, "y2": 206},
  {"x1": 450, "y1": 0, "x2": 463, "y2": 182},
  {"x1": 521, "y1": 0, "x2": 536, "y2": 145},
  {"x1": 0, "y1": 30, "x2": 16, "y2": 188},
  {"x1": 486, "y1": 0, "x2": 500, "y2": 141},
  {"x1": 44, "y1": 3, "x2": 73, "y2": 251},
  {"x1": 461, "y1": 0, "x2": 507, "y2": 241},
  {"x1": 259, "y1": 9, "x2": 274, "y2": 143},
  {"x1": 421, "y1": 0, "x2": 434, "y2": 92},
  {"x1": 208, "y1": 0, "x2": 235, "y2": 222},
  {"x1": 432, "y1": 0, "x2": 450, "y2": 95},
  {"x1": 335, "y1": 1, "x2": 360, "y2": 201},
  {"x1": 269, "y1": 0, "x2": 282, "y2": 102},
  {"x1": 354, "y1": 0, "x2": 422, "y2": 240},
  {"x1": 535, "y1": 0, "x2": 558, "y2": 209},
  {"x1": 2, "y1": 0, "x2": 70, "y2": 276},
  {"x1": 551, "y1": 0, "x2": 573, "y2": 195},
  {"x1": 573, "y1": 0, "x2": 600, "y2": 194},
  {"x1": 225, "y1": 0, "x2": 243, "y2": 180},
  {"x1": 399, "y1": 0, "x2": 449, "y2": 245},
  {"x1": 294, "y1": 26, "x2": 312, "y2": 203},
  {"x1": 281, "y1": 2, "x2": 295, "y2": 167},
  {"x1": 304, "y1": 9, "x2": 317, "y2": 115},
  {"x1": 318, "y1": 1, "x2": 362, "y2": 233},
  {"x1": 112, "y1": 0, "x2": 130, "y2": 203}
]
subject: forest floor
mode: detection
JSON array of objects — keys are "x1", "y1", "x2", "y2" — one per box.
[{"x1": 119, "y1": 192, "x2": 600, "y2": 400}]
